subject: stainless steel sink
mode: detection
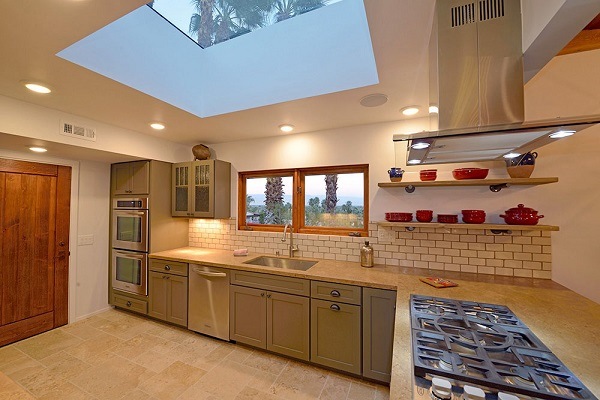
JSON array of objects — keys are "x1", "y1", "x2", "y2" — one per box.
[{"x1": 243, "y1": 256, "x2": 317, "y2": 271}]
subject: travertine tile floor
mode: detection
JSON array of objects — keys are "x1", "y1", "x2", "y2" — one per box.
[{"x1": 0, "y1": 309, "x2": 390, "y2": 400}]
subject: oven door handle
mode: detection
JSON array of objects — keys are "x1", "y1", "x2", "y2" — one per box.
[
  {"x1": 116, "y1": 211, "x2": 146, "y2": 216},
  {"x1": 114, "y1": 250, "x2": 146, "y2": 260},
  {"x1": 192, "y1": 268, "x2": 227, "y2": 278}
]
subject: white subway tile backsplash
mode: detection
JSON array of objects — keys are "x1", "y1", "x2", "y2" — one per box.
[{"x1": 187, "y1": 219, "x2": 553, "y2": 279}]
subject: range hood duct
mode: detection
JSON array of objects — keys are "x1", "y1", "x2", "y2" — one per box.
[{"x1": 398, "y1": 0, "x2": 599, "y2": 165}]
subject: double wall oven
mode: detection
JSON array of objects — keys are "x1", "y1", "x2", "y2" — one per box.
[{"x1": 111, "y1": 198, "x2": 149, "y2": 296}]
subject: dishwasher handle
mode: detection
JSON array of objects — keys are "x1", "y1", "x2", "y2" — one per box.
[{"x1": 192, "y1": 267, "x2": 227, "y2": 278}]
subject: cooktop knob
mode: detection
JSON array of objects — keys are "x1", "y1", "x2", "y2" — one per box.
[
  {"x1": 463, "y1": 385, "x2": 485, "y2": 400},
  {"x1": 431, "y1": 377, "x2": 452, "y2": 399},
  {"x1": 498, "y1": 393, "x2": 520, "y2": 400}
]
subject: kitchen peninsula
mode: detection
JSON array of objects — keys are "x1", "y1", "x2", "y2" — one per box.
[{"x1": 150, "y1": 247, "x2": 600, "y2": 399}]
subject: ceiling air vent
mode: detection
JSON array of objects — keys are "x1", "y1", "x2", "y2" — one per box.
[
  {"x1": 60, "y1": 120, "x2": 97, "y2": 142},
  {"x1": 479, "y1": 0, "x2": 505, "y2": 21},
  {"x1": 451, "y1": 3, "x2": 476, "y2": 27}
]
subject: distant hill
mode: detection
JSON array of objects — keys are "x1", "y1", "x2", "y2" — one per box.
[{"x1": 247, "y1": 193, "x2": 363, "y2": 207}]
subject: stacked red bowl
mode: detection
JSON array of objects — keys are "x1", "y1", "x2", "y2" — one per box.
[
  {"x1": 437, "y1": 214, "x2": 458, "y2": 223},
  {"x1": 461, "y1": 209, "x2": 486, "y2": 224},
  {"x1": 385, "y1": 212, "x2": 413, "y2": 222},
  {"x1": 416, "y1": 209, "x2": 433, "y2": 222},
  {"x1": 452, "y1": 168, "x2": 489, "y2": 180}
]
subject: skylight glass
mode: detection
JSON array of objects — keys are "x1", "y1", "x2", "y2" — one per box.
[{"x1": 149, "y1": 0, "x2": 342, "y2": 48}]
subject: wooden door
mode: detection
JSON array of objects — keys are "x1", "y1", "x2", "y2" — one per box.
[
  {"x1": 148, "y1": 271, "x2": 168, "y2": 321},
  {"x1": 0, "y1": 159, "x2": 71, "y2": 346},
  {"x1": 167, "y1": 275, "x2": 188, "y2": 327},
  {"x1": 129, "y1": 161, "x2": 149, "y2": 195},
  {"x1": 267, "y1": 291, "x2": 310, "y2": 361},
  {"x1": 362, "y1": 288, "x2": 396, "y2": 383},
  {"x1": 111, "y1": 163, "x2": 132, "y2": 195}
]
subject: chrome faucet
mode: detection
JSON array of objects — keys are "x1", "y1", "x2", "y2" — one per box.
[{"x1": 281, "y1": 223, "x2": 299, "y2": 258}]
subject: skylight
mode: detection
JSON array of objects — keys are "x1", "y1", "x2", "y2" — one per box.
[{"x1": 149, "y1": 0, "x2": 342, "y2": 48}]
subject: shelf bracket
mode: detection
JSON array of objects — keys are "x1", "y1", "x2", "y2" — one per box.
[
  {"x1": 405, "y1": 226, "x2": 415, "y2": 232},
  {"x1": 490, "y1": 229, "x2": 512, "y2": 235},
  {"x1": 489, "y1": 183, "x2": 509, "y2": 192},
  {"x1": 405, "y1": 185, "x2": 416, "y2": 193}
]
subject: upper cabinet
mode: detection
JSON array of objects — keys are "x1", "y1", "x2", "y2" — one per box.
[
  {"x1": 172, "y1": 160, "x2": 231, "y2": 218},
  {"x1": 111, "y1": 161, "x2": 150, "y2": 195}
]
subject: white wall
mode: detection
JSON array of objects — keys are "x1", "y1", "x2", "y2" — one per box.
[{"x1": 75, "y1": 160, "x2": 111, "y2": 319}]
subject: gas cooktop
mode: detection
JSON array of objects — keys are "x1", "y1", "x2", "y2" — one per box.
[{"x1": 411, "y1": 295, "x2": 597, "y2": 400}]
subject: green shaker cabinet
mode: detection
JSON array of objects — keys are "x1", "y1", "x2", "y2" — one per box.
[
  {"x1": 362, "y1": 288, "x2": 396, "y2": 383},
  {"x1": 111, "y1": 161, "x2": 149, "y2": 195},
  {"x1": 172, "y1": 160, "x2": 231, "y2": 218},
  {"x1": 148, "y1": 259, "x2": 188, "y2": 327},
  {"x1": 229, "y1": 271, "x2": 310, "y2": 361}
]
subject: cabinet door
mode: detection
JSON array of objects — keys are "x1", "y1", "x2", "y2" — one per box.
[
  {"x1": 167, "y1": 275, "x2": 188, "y2": 327},
  {"x1": 230, "y1": 285, "x2": 266, "y2": 348},
  {"x1": 112, "y1": 163, "x2": 132, "y2": 195},
  {"x1": 191, "y1": 161, "x2": 214, "y2": 217},
  {"x1": 311, "y1": 299, "x2": 361, "y2": 374},
  {"x1": 362, "y1": 288, "x2": 396, "y2": 383},
  {"x1": 129, "y1": 161, "x2": 149, "y2": 195},
  {"x1": 267, "y1": 292, "x2": 309, "y2": 361},
  {"x1": 148, "y1": 271, "x2": 168, "y2": 321},
  {"x1": 172, "y1": 163, "x2": 191, "y2": 216}
]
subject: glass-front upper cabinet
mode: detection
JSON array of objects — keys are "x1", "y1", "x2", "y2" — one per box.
[{"x1": 171, "y1": 160, "x2": 231, "y2": 218}]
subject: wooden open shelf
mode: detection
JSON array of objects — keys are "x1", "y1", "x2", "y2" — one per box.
[
  {"x1": 378, "y1": 177, "x2": 558, "y2": 193},
  {"x1": 376, "y1": 221, "x2": 559, "y2": 232}
]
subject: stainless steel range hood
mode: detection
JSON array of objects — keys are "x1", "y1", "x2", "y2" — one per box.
[{"x1": 398, "y1": 0, "x2": 599, "y2": 165}]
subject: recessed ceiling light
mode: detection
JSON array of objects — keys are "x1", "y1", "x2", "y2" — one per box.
[
  {"x1": 411, "y1": 142, "x2": 430, "y2": 150},
  {"x1": 407, "y1": 159, "x2": 421, "y2": 165},
  {"x1": 150, "y1": 122, "x2": 165, "y2": 130},
  {"x1": 23, "y1": 81, "x2": 51, "y2": 94},
  {"x1": 503, "y1": 153, "x2": 521, "y2": 159},
  {"x1": 359, "y1": 93, "x2": 388, "y2": 107},
  {"x1": 29, "y1": 147, "x2": 47, "y2": 153},
  {"x1": 401, "y1": 106, "x2": 420, "y2": 116},
  {"x1": 279, "y1": 124, "x2": 294, "y2": 133},
  {"x1": 549, "y1": 130, "x2": 575, "y2": 139},
  {"x1": 429, "y1": 105, "x2": 439, "y2": 114}
]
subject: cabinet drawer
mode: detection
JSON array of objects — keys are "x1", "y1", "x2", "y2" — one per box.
[
  {"x1": 150, "y1": 259, "x2": 188, "y2": 276},
  {"x1": 230, "y1": 270, "x2": 310, "y2": 296},
  {"x1": 113, "y1": 294, "x2": 148, "y2": 314},
  {"x1": 311, "y1": 281, "x2": 362, "y2": 305}
]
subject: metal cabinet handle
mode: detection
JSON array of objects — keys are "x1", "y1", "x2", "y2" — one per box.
[
  {"x1": 330, "y1": 304, "x2": 341, "y2": 311},
  {"x1": 165, "y1": 276, "x2": 170, "y2": 280},
  {"x1": 330, "y1": 290, "x2": 341, "y2": 297},
  {"x1": 164, "y1": 265, "x2": 171, "y2": 271},
  {"x1": 126, "y1": 301, "x2": 132, "y2": 307},
  {"x1": 260, "y1": 292, "x2": 265, "y2": 297},
  {"x1": 192, "y1": 268, "x2": 227, "y2": 277},
  {"x1": 267, "y1": 294, "x2": 272, "y2": 299}
]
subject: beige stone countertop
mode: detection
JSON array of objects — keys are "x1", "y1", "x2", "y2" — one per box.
[{"x1": 151, "y1": 247, "x2": 600, "y2": 399}]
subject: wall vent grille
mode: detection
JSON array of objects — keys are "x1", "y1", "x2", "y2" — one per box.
[
  {"x1": 479, "y1": 0, "x2": 505, "y2": 21},
  {"x1": 60, "y1": 120, "x2": 97, "y2": 142},
  {"x1": 451, "y1": 3, "x2": 476, "y2": 27}
]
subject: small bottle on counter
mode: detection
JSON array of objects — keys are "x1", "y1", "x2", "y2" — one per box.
[{"x1": 360, "y1": 241, "x2": 374, "y2": 268}]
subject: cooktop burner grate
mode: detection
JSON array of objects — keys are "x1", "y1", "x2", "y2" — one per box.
[{"x1": 411, "y1": 295, "x2": 598, "y2": 400}]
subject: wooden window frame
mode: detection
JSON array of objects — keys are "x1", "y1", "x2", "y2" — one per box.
[{"x1": 238, "y1": 164, "x2": 369, "y2": 236}]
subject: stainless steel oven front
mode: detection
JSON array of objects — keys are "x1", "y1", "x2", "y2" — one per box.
[
  {"x1": 112, "y1": 198, "x2": 148, "y2": 252},
  {"x1": 112, "y1": 249, "x2": 148, "y2": 296}
]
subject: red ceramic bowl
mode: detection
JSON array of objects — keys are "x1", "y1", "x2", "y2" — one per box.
[
  {"x1": 416, "y1": 209, "x2": 434, "y2": 222},
  {"x1": 452, "y1": 168, "x2": 489, "y2": 180},
  {"x1": 420, "y1": 169, "x2": 437, "y2": 181},
  {"x1": 385, "y1": 212, "x2": 413, "y2": 222},
  {"x1": 437, "y1": 214, "x2": 458, "y2": 223},
  {"x1": 462, "y1": 214, "x2": 486, "y2": 224}
]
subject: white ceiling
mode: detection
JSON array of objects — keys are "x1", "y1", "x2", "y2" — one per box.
[{"x1": 0, "y1": 0, "x2": 435, "y2": 146}]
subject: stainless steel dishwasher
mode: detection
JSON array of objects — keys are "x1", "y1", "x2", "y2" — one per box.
[{"x1": 188, "y1": 264, "x2": 230, "y2": 341}]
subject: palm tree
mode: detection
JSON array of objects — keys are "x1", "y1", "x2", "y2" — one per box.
[
  {"x1": 264, "y1": 177, "x2": 284, "y2": 224},
  {"x1": 324, "y1": 174, "x2": 338, "y2": 214},
  {"x1": 189, "y1": 0, "x2": 275, "y2": 47},
  {"x1": 274, "y1": 0, "x2": 329, "y2": 22}
]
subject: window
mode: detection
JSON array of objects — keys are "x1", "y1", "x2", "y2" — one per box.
[{"x1": 239, "y1": 165, "x2": 368, "y2": 236}]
